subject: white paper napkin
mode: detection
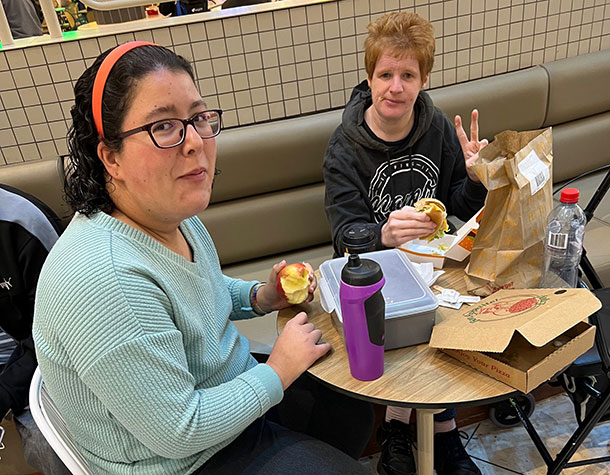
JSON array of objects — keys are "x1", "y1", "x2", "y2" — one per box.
[{"x1": 411, "y1": 261, "x2": 445, "y2": 287}]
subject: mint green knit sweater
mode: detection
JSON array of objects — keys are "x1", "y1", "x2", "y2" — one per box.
[{"x1": 33, "y1": 212, "x2": 283, "y2": 475}]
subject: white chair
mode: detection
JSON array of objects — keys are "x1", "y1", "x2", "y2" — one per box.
[{"x1": 29, "y1": 367, "x2": 92, "y2": 475}]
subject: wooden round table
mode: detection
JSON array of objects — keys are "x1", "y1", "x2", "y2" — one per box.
[{"x1": 277, "y1": 259, "x2": 517, "y2": 475}]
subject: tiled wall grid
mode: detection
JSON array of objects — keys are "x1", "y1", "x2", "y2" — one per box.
[{"x1": 1, "y1": 0, "x2": 610, "y2": 164}]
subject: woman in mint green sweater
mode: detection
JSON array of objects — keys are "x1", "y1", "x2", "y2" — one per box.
[{"x1": 33, "y1": 43, "x2": 372, "y2": 475}]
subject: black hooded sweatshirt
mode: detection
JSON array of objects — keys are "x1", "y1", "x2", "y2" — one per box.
[{"x1": 323, "y1": 80, "x2": 487, "y2": 257}]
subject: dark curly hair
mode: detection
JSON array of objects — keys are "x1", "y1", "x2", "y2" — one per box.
[{"x1": 65, "y1": 44, "x2": 194, "y2": 216}]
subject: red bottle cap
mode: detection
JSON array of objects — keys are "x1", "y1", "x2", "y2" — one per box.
[{"x1": 560, "y1": 188, "x2": 579, "y2": 203}]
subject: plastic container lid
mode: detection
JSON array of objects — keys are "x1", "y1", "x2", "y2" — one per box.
[
  {"x1": 319, "y1": 248, "x2": 438, "y2": 321},
  {"x1": 560, "y1": 188, "x2": 579, "y2": 203}
]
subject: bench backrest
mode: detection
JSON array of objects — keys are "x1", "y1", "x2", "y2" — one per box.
[{"x1": 1, "y1": 50, "x2": 609, "y2": 266}]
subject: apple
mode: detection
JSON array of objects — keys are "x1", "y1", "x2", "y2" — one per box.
[{"x1": 277, "y1": 263, "x2": 310, "y2": 305}]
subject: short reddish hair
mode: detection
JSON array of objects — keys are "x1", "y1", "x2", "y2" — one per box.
[{"x1": 365, "y1": 12, "x2": 435, "y2": 83}]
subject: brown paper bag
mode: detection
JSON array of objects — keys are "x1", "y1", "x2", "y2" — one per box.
[{"x1": 465, "y1": 128, "x2": 553, "y2": 296}]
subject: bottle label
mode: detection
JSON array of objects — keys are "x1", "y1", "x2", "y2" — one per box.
[
  {"x1": 518, "y1": 150, "x2": 550, "y2": 196},
  {"x1": 548, "y1": 232, "x2": 568, "y2": 250}
]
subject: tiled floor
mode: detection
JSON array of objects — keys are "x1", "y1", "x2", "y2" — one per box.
[{"x1": 359, "y1": 393, "x2": 610, "y2": 474}]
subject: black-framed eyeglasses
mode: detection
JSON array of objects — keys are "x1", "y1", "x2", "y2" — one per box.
[{"x1": 117, "y1": 109, "x2": 223, "y2": 149}]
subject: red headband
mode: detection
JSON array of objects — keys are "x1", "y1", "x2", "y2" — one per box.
[{"x1": 92, "y1": 41, "x2": 157, "y2": 138}]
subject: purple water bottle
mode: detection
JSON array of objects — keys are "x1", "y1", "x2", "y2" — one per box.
[{"x1": 340, "y1": 254, "x2": 385, "y2": 381}]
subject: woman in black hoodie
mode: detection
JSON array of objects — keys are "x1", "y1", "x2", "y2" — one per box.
[
  {"x1": 323, "y1": 11, "x2": 487, "y2": 475},
  {"x1": 324, "y1": 14, "x2": 488, "y2": 260}
]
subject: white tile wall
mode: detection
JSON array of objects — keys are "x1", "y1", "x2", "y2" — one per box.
[
  {"x1": 6, "y1": 108, "x2": 26, "y2": 127},
  {"x1": 1, "y1": 0, "x2": 609, "y2": 163},
  {"x1": 24, "y1": 47, "x2": 45, "y2": 66},
  {"x1": 19, "y1": 89, "x2": 40, "y2": 108}
]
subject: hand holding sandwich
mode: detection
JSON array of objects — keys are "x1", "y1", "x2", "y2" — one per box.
[
  {"x1": 454, "y1": 109, "x2": 488, "y2": 183},
  {"x1": 381, "y1": 206, "x2": 438, "y2": 248},
  {"x1": 381, "y1": 198, "x2": 449, "y2": 248}
]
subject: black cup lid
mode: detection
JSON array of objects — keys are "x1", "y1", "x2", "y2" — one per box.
[
  {"x1": 342, "y1": 224, "x2": 376, "y2": 246},
  {"x1": 341, "y1": 254, "x2": 383, "y2": 286}
]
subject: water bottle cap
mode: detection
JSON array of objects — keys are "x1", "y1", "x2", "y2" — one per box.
[
  {"x1": 341, "y1": 254, "x2": 384, "y2": 286},
  {"x1": 560, "y1": 188, "x2": 579, "y2": 203}
]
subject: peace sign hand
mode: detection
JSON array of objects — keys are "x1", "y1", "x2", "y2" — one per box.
[{"x1": 454, "y1": 109, "x2": 488, "y2": 183}]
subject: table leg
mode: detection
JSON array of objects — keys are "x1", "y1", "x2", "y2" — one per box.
[{"x1": 416, "y1": 408, "x2": 444, "y2": 475}]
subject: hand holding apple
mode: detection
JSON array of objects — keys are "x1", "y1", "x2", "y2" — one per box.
[
  {"x1": 277, "y1": 262, "x2": 311, "y2": 304},
  {"x1": 255, "y1": 261, "x2": 316, "y2": 312}
]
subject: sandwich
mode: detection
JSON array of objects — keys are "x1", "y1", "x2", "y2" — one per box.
[{"x1": 414, "y1": 198, "x2": 449, "y2": 242}]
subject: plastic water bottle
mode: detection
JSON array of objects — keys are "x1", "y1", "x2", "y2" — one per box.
[{"x1": 540, "y1": 188, "x2": 587, "y2": 288}]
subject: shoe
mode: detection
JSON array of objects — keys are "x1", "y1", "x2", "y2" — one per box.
[
  {"x1": 376, "y1": 419, "x2": 416, "y2": 475},
  {"x1": 434, "y1": 428, "x2": 481, "y2": 475}
]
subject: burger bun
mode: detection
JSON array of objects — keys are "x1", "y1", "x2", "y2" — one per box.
[{"x1": 414, "y1": 198, "x2": 449, "y2": 242}]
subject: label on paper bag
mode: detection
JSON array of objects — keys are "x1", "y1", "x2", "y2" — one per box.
[{"x1": 518, "y1": 150, "x2": 550, "y2": 195}]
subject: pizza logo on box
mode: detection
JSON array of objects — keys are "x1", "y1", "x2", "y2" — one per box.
[{"x1": 464, "y1": 294, "x2": 549, "y2": 323}]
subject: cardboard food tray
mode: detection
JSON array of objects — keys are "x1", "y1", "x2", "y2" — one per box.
[
  {"x1": 429, "y1": 288, "x2": 601, "y2": 393},
  {"x1": 399, "y1": 208, "x2": 484, "y2": 268}
]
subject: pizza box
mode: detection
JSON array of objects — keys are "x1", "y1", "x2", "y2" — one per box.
[
  {"x1": 429, "y1": 288, "x2": 601, "y2": 393},
  {"x1": 399, "y1": 208, "x2": 484, "y2": 268}
]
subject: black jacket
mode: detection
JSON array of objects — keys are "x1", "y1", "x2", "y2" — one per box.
[
  {"x1": 323, "y1": 80, "x2": 487, "y2": 257},
  {"x1": 0, "y1": 184, "x2": 62, "y2": 417}
]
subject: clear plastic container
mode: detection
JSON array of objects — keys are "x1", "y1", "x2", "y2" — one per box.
[{"x1": 319, "y1": 249, "x2": 438, "y2": 349}]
